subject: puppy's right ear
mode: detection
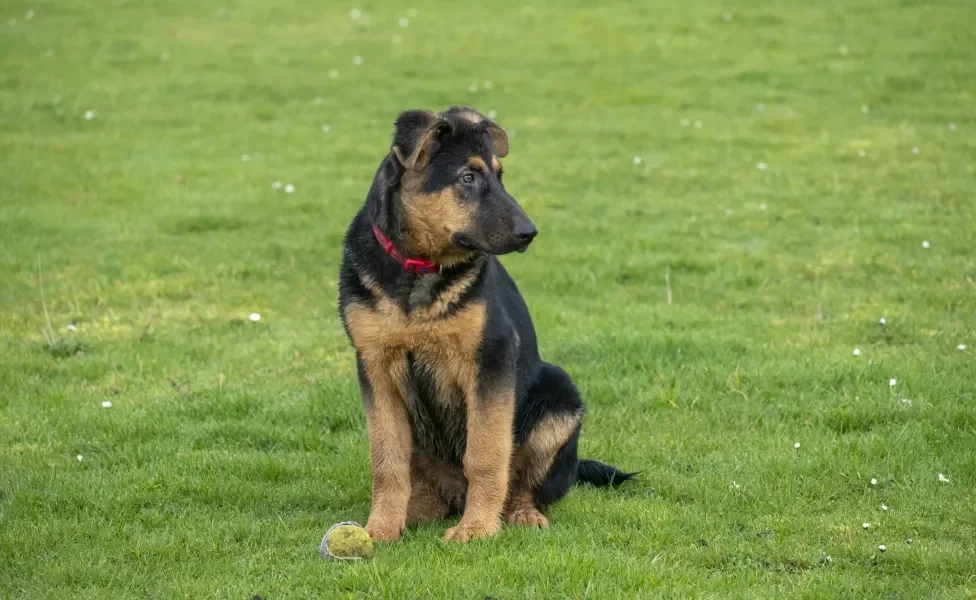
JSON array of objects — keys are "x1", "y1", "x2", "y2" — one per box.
[{"x1": 391, "y1": 110, "x2": 447, "y2": 170}]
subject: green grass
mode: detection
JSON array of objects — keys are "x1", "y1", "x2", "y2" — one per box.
[{"x1": 2, "y1": 0, "x2": 975, "y2": 597}]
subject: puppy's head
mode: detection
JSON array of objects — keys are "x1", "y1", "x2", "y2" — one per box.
[{"x1": 390, "y1": 107, "x2": 535, "y2": 262}]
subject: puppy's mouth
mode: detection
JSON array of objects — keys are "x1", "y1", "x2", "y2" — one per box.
[
  {"x1": 450, "y1": 232, "x2": 532, "y2": 256},
  {"x1": 450, "y1": 232, "x2": 478, "y2": 252}
]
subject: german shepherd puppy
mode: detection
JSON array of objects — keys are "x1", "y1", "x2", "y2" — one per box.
[{"x1": 338, "y1": 107, "x2": 632, "y2": 543}]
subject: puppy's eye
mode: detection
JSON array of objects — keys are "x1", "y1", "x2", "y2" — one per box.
[{"x1": 461, "y1": 173, "x2": 476, "y2": 184}]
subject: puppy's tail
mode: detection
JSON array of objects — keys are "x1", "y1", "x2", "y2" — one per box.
[{"x1": 576, "y1": 459, "x2": 638, "y2": 488}]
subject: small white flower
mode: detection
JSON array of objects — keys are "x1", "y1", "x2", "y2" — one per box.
[
  {"x1": 905, "y1": 538, "x2": 913, "y2": 544},
  {"x1": 938, "y1": 473, "x2": 949, "y2": 483},
  {"x1": 241, "y1": 154, "x2": 251, "y2": 161},
  {"x1": 722, "y1": 11, "x2": 732, "y2": 21},
  {"x1": 901, "y1": 398, "x2": 912, "y2": 406},
  {"x1": 879, "y1": 317, "x2": 886, "y2": 325},
  {"x1": 271, "y1": 180, "x2": 283, "y2": 190},
  {"x1": 249, "y1": 313, "x2": 262, "y2": 322},
  {"x1": 838, "y1": 45, "x2": 848, "y2": 55},
  {"x1": 483, "y1": 80, "x2": 493, "y2": 90},
  {"x1": 824, "y1": 555, "x2": 832, "y2": 563},
  {"x1": 731, "y1": 481, "x2": 740, "y2": 489},
  {"x1": 398, "y1": 16, "x2": 409, "y2": 28},
  {"x1": 794, "y1": 442, "x2": 800, "y2": 449},
  {"x1": 328, "y1": 69, "x2": 339, "y2": 79},
  {"x1": 84, "y1": 110, "x2": 96, "y2": 120},
  {"x1": 757, "y1": 162, "x2": 767, "y2": 170},
  {"x1": 284, "y1": 183, "x2": 295, "y2": 194},
  {"x1": 679, "y1": 118, "x2": 690, "y2": 126},
  {"x1": 861, "y1": 105, "x2": 869, "y2": 114},
  {"x1": 759, "y1": 203, "x2": 767, "y2": 211},
  {"x1": 921, "y1": 240, "x2": 930, "y2": 249},
  {"x1": 881, "y1": 504, "x2": 888, "y2": 511},
  {"x1": 349, "y1": 8, "x2": 362, "y2": 20},
  {"x1": 352, "y1": 55, "x2": 363, "y2": 66},
  {"x1": 487, "y1": 110, "x2": 497, "y2": 120},
  {"x1": 468, "y1": 83, "x2": 478, "y2": 93},
  {"x1": 321, "y1": 124, "x2": 331, "y2": 133},
  {"x1": 870, "y1": 478, "x2": 878, "y2": 486},
  {"x1": 66, "y1": 324, "x2": 77, "y2": 332},
  {"x1": 956, "y1": 344, "x2": 966, "y2": 351},
  {"x1": 694, "y1": 120, "x2": 703, "y2": 128},
  {"x1": 912, "y1": 146, "x2": 920, "y2": 154},
  {"x1": 102, "y1": 401, "x2": 112, "y2": 408},
  {"x1": 878, "y1": 544, "x2": 887, "y2": 552},
  {"x1": 160, "y1": 51, "x2": 170, "y2": 62},
  {"x1": 853, "y1": 348, "x2": 861, "y2": 356},
  {"x1": 633, "y1": 156, "x2": 642, "y2": 165},
  {"x1": 948, "y1": 122, "x2": 957, "y2": 131},
  {"x1": 26, "y1": 9, "x2": 34, "y2": 20},
  {"x1": 889, "y1": 378, "x2": 896, "y2": 388},
  {"x1": 76, "y1": 454, "x2": 84, "y2": 462},
  {"x1": 863, "y1": 522, "x2": 870, "y2": 529},
  {"x1": 858, "y1": 149, "x2": 866, "y2": 157}
]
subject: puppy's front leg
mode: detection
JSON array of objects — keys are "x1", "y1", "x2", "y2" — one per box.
[
  {"x1": 359, "y1": 357, "x2": 413, "y2": 542},
  {"x1": 443, "y1": 387, "x2": 514, "y2": 543}
]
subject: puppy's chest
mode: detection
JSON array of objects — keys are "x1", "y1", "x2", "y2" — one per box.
[
  {"x1": 403, "y1": 354, "x2": 468, "y2": 463},
  {"x1": 344, "y1": 286, "x2": 486, "y2": 464},
  {"x1": 344, "y1": 289, "x2": 485, "y2": 379}
]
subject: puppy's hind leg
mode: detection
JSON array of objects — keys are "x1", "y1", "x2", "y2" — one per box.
[{"x1": 506, "y1": 363, "x2": 584, "y2": 528}]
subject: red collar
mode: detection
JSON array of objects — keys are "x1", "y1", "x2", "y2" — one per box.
[{"x1": 371, "y1": 224, "x2": 439, "y2": 275}]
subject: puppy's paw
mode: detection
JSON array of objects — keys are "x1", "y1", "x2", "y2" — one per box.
[
  {"x1": 505, "y1": 507, "x2": 549, "y2": 529},
  {"x1": 442, "y1": 519, "x2": 500, "y2": 543},
  {"x1": 365, "y1": 518, "x2": 404, "y2": 542}
]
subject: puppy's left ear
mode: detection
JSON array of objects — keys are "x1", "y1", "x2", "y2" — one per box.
[
  {"x1": 485, "y1": 121, "x2": 509, "y2": 158},
  {"x1": 391, "y1": 110, "x2": 448, "y2": 170}
]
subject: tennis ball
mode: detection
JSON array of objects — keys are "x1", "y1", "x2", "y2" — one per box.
[{"x1": 319, "y1": 521, "x2": 373, "y2": 560}]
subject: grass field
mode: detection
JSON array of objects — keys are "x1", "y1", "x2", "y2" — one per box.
[{"x1": 2, "y1": 0, "x2": 975, "y2": 597}]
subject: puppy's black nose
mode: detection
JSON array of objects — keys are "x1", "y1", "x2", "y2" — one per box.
[{"x1": 514, "y1": 222, "x2": 538, "y2": 243}]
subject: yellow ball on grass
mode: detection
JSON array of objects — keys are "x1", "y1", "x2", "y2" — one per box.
[{"x1": 320, "y1": 522, "x2": 373, "y2": 560}]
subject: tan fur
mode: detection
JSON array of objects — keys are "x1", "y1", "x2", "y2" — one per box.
[
  {"x1": 344, "y1": 297, "x2": 485, "y2": 393},
  {"x1": 512, "y1": 409, "x2": 582, "y2": 489},
  {"x1": 358, "y1": 271, "x2": 479, "y2": 323},
  {"x1": 443, "y1": 389, "x2": 515, "y2": 542},
  {"x1": 505, "y1": 489, "x2": 549, "y2": 528},
  {"x1": 503, "y1": 409, "x2": 582, "y2": 528},
  {"x1": 467, "y1": 156, "x2": 488, "y2": 172},
  {"x1": 411, "y1": 451, "x2": 467, "y2": 515},
  {"x1": 361, "y1": 358, "x2": 413, "y2": 541},
  {"x1": 399, "y1": 173, "x2": 475, "y2": 267},
  {"x1": 491, "y1": 156, "x2": 502, "y2": 173},
  {"x1": 426, "y1": 268, "x2": 482, "y2": 320},
  {"x1": 406, "y1": 460, "x2": 451, "y2": 524}
]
